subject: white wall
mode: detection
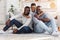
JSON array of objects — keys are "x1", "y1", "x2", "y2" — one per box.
[
  {"x1": 0, "y1": 0, "x2": 59, "y2": 25},
  {"x1": 6, "y1": 0, "x2": 19, "y2": 14},
  {"x1": 0, "y1": 0, "x2": 20, "y2": 24},
  {"x1": 0, "y1": 0, "x2": 6, "y2": 24}
]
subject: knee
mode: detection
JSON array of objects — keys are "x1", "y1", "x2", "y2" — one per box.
[
  {"x1": 38, "y1": 21, "x2": 44, "y2": 24},
  {"x1": 23, "y1": 26, "x2": 29, "y2": 30},
  {"x1": 50, "y1": 18, "x2": 55, "y2": 21},
  {"x1": 3, "y1": 25, "x2": 10, "y2": 31},
  {"x1": 11, "y1": 19, "x2": 16, "y2": 22},
  {"x1": 23, "y1": 26, "x2": 32, "y2": 32}
]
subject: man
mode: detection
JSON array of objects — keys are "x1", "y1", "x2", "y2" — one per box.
[
  {"x1": 30, "y1": 3, "x2": 36, "y2": 31},
  {"x1": 0, "y1": 6, "x2": 32, "y2": 34},
  {"x1": 30, "y1": 3, "x2": 36, "y2": 16},
  {"x1": 30, "y1": 3, "x2": 43, "y2": 33},
  {"x1": 34, "y1": 6, "x2": 59, "y2": 35}
]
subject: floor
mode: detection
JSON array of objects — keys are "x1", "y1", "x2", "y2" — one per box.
[
  {"x1": 0, "y1": 33, "x2": 60, "y2": 40},
  {"x1": 0, "y1": 25, "x2": 60, "y2": 40}
]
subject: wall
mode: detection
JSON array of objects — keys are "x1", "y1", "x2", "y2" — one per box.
[
  {"x1": 0, "y1": 0, "x2": 59, "y2": 25},
  {"x1": 0, "y1": 0, "x2": 6, "y2": 24},
  {"x1": 6, "y1": 0, "x2": 19, "y2": 14}
]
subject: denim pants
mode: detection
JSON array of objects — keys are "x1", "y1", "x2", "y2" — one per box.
[
  {"x1": 3, "y1": 19, "x2": 32, "y2": 33},
  {"x1": 34, "y1": 18, "x2": 58, "y2": 33}
]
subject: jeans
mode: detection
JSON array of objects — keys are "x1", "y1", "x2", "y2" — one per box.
[
  {"x1": 34, "y1": 18, "x2": 58, "y2": 33},
  {"x1": 3, "y1": 19, "x2": 32, "y2": 33},
  {"x1": 15, "y1": 26, "x2": 32, "y2": 34}
]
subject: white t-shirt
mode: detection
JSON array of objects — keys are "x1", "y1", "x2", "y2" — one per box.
[{"x1": 9, "y1": 12, "x2": 32, "y2": 30}]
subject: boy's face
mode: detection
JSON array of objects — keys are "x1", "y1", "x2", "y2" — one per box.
[{"x1": 31, "y1": 6, "x2": 36, "y2": 12}]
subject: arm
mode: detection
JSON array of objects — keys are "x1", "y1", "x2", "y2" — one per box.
[
  {"x1": 34, "y1": 15, "x2": 50, "y2": 22},
  {"x1": 35, "y1": 13, "x2": 50, "y2": 22},
  {"x1": 5, "y1": 12, "x2": 14, "y2": 25},
  {"x1": 6, "y1": 12, "x2": 22, "y2": 25},
  {"x1": 34, "y1": 13, "x2": 43, "y2": 19},
  {"x1": 5, "y1": 13, "x2": 22, "y2": 26},
  {"x1": 17, "y1": 14, "x2": 32, "y2": 30},
  {"x1": 34, "y1": 14, "x2": 39, "y2": 19},
  {"x1": 39, "y1": 13, "x2": 50, "y2": 22},
  {"x1": 39, "y1": 18, "x2": 50, "y2": 22},
  {"x1": 9, "y1": 9, "x2": 22, "y2": 20},
  {"x1": 9, "y1": 13, "x2": 22, "y2": 20}
]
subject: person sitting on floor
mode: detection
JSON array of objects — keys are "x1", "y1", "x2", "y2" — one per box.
[
  {"x1": 0, "y1": 6, "x2": 33, "y2": 34},
  {"x1": 33, "y1": 6, "x2": 59, "y2": 36}
]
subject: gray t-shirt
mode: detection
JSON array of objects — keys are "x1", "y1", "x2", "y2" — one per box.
[{"x1": 39, "y1": 13, "x2": 51, "y2": 26}]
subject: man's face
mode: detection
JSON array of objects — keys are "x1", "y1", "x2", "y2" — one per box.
[
  {"x1": 37, "y1": 7, "x2": 41, "y2": 14},
  {"x1": 31, "y1": 6, "x2": 36, "y2": 12},
  {"x1": 25, "y1": 8, "x2": 30, "y2": 14}
]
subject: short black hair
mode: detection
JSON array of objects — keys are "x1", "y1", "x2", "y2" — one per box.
[
  {"x1": 31, "y1": 3, "x2": 36, "y2": 7},
  {"x1": 37, "y1": 6, "x2": 41, "y2": 8},
  {"x1": 36, "y1": 6, "x2": 41, "y2": 10}
]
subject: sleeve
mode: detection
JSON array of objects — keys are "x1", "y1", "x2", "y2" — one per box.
[
  {"x1": 17, "y1": 14, "x2": 32, "y2": 30},
  {"x1": 6, "y1": 12, "x2": 15, "y2": 20},
  {"x1": 43, "y1": 13, "x2": 49, "y2": 18},
  {"x1": 10, "y1": 13, "x2": 22, "y2": 20},
  {"x1": 33, "y1": 17, "x2": 41, "y2": 24},
  {"x1": 43, "y1": 13, "x2": 53, "y2": 19}
]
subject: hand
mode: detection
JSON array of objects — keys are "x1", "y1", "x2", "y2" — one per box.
[
  {"x1": 5, "y1": 19, "x2": 10, "y2": 26},
  {"x1": 34, "y1": 14, "x2": 39, "y2": 18},
  {"x1": 26, "y1": 16, "x2": 30, "y2": 18},
  {"x1": 13, "y1": 29, "x2": 18, "y2": 33},
  {"x1": 34, "y1": 14, "x2": 42, "y2": 20},
  {"x1": 55, "y1": 16, "x2": 57, "y2": 19},
  {"x1": 38, "y1": 13, "x2": 43, "y2": 17}
]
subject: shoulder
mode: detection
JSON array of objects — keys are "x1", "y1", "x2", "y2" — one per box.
[{"x1": 42, "y1": 13, "x2": 47, "y2": 16}]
